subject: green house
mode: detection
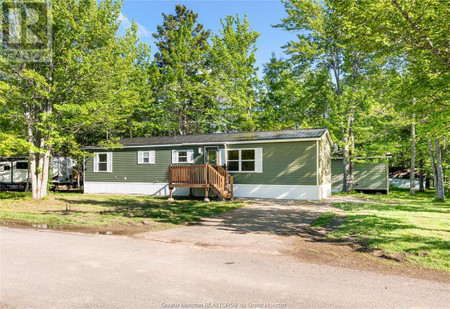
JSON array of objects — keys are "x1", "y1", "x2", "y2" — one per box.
[
  {"x1": 331, "y1": 157, "x2": 389, "y2": 193},
  {"x1": 84, "y1": 128, "x2": 333, "y2": 200}
]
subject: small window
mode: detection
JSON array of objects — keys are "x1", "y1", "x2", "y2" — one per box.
[
  {"x1": 98, "y1": 154, "x2": 108, "y2": 172},
  {"x1": 178, "y1": 151, "x2": 188, "y2": 163},
  {"x1": 16, "y1": 162, "x2": 28, "y2": 170},
  {"x1": 226, "y1": 149, "x2": 262, "y2": 173},
  {"x1": 94, "y1": 152, "x2": 112, "y2": 173},
  {"x1": 138, "y1": 151, "x2": 155, "y2": 164},
  {"x1": 0, "y1": 165, "x2": 10, "y2": 172},
  {"x1": 172, "y1": 150, "x2": 194, "y2": 164}
]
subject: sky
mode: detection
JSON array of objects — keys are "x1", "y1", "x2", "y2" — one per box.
[{"x1": 119, "y1": 0, "x2": 298, "y2": 72}]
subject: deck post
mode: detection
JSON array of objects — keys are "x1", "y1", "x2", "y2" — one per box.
[
  {"x1": 168, "y1": 187, "x2": 174, "y2": 202},
  {"x1": 204, "y1": 188, "x2": 210, "y2": 202}
]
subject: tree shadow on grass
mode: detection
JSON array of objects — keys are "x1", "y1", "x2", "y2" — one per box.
[
  {"x1": 56, "y1": 196, "x2": 243, "y2": 225},
  {"x1": 0, "y1": 192, "x2": 30, "y2": 200},
  {"x1": 333, "y1": 202, "x2": 449, "y2": 214},
  {"x1": 325, "y1": 213, "x2": 450, "y2": 262}
]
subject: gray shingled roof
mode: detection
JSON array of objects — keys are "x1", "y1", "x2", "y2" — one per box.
[{"x1": 119, "y1": 128, "x2": 329, "y2": 146}]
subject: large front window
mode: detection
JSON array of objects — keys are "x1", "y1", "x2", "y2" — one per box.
[{"x1": 227, "y1": 149, "x2": 259, "y2": 172}]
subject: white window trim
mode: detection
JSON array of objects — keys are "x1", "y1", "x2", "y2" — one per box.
[
  {"x1": 172, "y1": 149, "x2": 194, "y2": 164},
  {"x1": 93, "y1": 152, "x2": 112, "y2": 173},
  {"x1": 137, "y1": 150, "x2": 155, "y2": 164},
  {"x1": 226, "y1": 148, "x2": 263, "y2": 173}
]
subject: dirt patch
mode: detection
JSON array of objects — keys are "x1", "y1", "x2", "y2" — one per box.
[
  {"x1": 0, "y1": 218, "x2": 173, "y2": 236},
  {"x1": 293, "y1": 230, "x2": 449, "y2": 284}
]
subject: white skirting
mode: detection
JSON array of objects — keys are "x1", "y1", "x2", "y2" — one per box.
[
  {"x1": 331, "y1": 188, "x2": 342, "y2": 193},
  {"x1": 233, "y1": 184, "x2": 326, "y2": 200},
  {"x1": 84, "y1": 182, "x2": 189, "y2": 196},
  {"x1": 389, "y1": 178, "x2": 422, "y2": 189},
  {"x1": 84, "y1": 182, "x2": 331, "y2": 200}
]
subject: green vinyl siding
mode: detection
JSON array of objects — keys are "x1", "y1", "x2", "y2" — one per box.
[
  {"x1": 331, "y1": 159, "x2": 344, "y2": 192},
  {"x1": 354, "y1": 162, "x2": 388, "y2": 191},
  {"x1": 227, "y1": 141, "x2": 317, "y2": 185},
  {"x1": 85, "y1": 142, "x2": 318, "y2": 186},
  {"x1": 85, "y1": 146, "x2": 206, "y2": 183},
  {"x1": 331, "y1": 159, "x2": 388, "y2": 191}
]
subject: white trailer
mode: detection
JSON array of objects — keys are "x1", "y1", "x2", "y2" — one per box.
[{"x1": 0, "y1": 157, "x2": 75, "y2": 191}]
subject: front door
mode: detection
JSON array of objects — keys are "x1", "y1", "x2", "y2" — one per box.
[{"x1": 205, "y1": 147, "x2": 219, "y2": 165}]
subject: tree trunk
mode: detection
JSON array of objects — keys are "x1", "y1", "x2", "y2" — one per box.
[
  {"x1": 410, "y1": 118, "x2": 416, "y2": 195},
  {"x1": 419, "y1": 159, "x2": 424, "y2": 192},
  {"x1": 31, "y1": 146, "x2": 50, "y2": 200},
  {"x1": 343, "y1": 146, "x2": 351, "y2": 193},
  {"x1": 343, "y1": 109, "x2": 355, "y2": 193},
  {"x1": 25, "y1": 155, "x2": 31, "y2": 192},
  {"x1": 435, "y1": 138, "x2": 445, "y2": 201},
  {"x1": 77, "y1": 167, "x2": 81, "y2": 188},
  {"x1": 342, "y1": 129, "x2": 354, "y2": 193},
  {"x1": 428, "y1": 139, "x2": 437, "y2": 189}
]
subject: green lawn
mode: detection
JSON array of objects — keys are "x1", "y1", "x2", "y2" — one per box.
[
  {"x1": 322, "y1": 189, "x2": 450, "y2": 271},
  {"x1": 0, "y1": 192, "x2": 244, "y2": 233}
]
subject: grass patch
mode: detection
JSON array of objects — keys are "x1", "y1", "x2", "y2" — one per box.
[
  {"x1": 311, "y1": 212, "x2": 337, "y2": 227},
  {"x1": 0, "y1": 192, "x2": 244, "y2": 233},
  {"x1": 329, "y1": 189, "x2": 450, "y2": 271}
]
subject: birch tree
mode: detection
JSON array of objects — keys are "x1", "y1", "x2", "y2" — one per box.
[
  {"x1": 0, "y1": 0, "x2": 139, "y2": 199},
  {"x1": 331, "y1": 0, "x2": 449, "y2": 200},
  {"x1": 276, "y1": 0, "x2": 387, "y2": 192}
]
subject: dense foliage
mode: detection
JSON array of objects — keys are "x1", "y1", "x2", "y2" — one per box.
[{"x1": 0, "y1": 1, "x2": 447, "y2": 199}]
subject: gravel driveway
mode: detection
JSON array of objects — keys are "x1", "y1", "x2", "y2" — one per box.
[
  {"x1": 137, "y1": 198, "x2": 338, "y2": 255},
  {"x1": 1, "y1": 199, "x2": 448, "y2": 308}
]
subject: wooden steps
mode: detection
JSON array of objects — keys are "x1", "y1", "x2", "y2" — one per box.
[{"x1": 168, "y1": 164, "x2": 233, "y2": 201}]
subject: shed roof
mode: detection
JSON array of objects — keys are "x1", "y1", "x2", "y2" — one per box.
[{"x1": 118, "y1": 128, "x2": 329, "y2": 147}]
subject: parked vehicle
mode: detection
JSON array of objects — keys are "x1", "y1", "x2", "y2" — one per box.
[{"x1": 0, "y1": 156, "x2": 76, "y2": 191}]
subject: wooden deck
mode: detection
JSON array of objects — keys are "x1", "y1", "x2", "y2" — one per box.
[{"x1": 168, "y1": 164, "x2": 233, "y2": 201}]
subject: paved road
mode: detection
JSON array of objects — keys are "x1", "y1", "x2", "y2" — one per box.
[{"x1": 1, "y1": 227, "x2": 448, "y2": 309}]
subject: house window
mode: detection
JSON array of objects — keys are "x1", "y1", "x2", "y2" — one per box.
[
  {"x1": 94, "y1": 152, "x2": 112, "y2": 173},
  {"x1": 226, "y1": 148, "x2": 262, "y2": 173},
  {"x1": 227, "y1": 150, "x2": 240, "y2": 171},
  {"x1": 138, "y1": 151, "x2": 155, "y2": 164},
  {"x1": 178, "y1": 151, "x2": 188, "y2": 163},
  {"x1": 172, "y1": 150, "x2": 194, "y2": 164},
  {"x1": 241, "y1": 150, "x2": 255, "y2": 171}
]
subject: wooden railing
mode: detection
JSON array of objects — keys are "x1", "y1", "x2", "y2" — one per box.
[
  {"x1": 215, "y1": 165, "x2": 233, "y2": 197},
  {"x1": 168, "y1": 164, "x2": 233, "y2": 200},
  {"x1": 207, "y1": 165, "x2": 225, "y2": 195},
  {"x1": 169, "y1": 165, "x2": 208, "y2": 185}
]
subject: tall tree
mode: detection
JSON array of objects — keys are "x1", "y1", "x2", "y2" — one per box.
[
  {"x1": 209, "y1": 15, "x2": 260, "y2": 132},
  {"x1": 276, "y1": 0, "x2": 391, "y2": 192},
  {"x1": 331, "y1": 0, "x2": 449, "y2": 200},
  {"x1": 258, "y1": 55, "x2": 333, "y2": 130},
  {"x1": 152, "y1": 5, "x2": 212, "y2": 135},
  {"x1": 0, "y1": 0, "x2": 142, "y2": 199}
]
